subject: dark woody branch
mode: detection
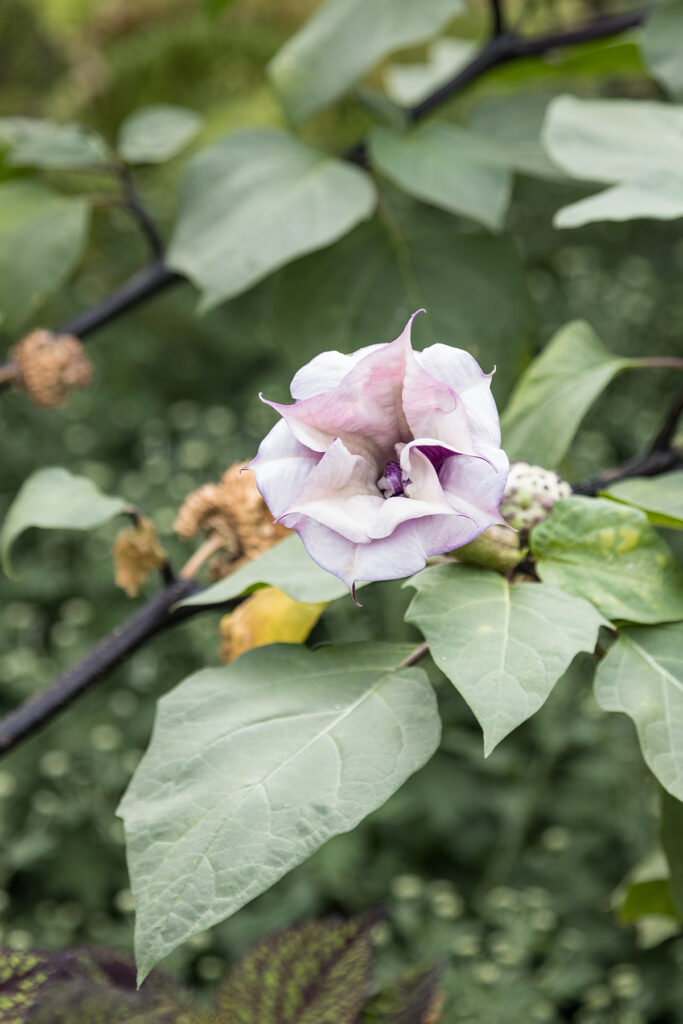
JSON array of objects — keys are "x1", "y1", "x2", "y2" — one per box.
[
  {"x1": 58, "y1": 259, "x2": 181, "y2": 339},
  {"x1": 489, "y1": 0, "x2": 506, "y2": 38},
  {"x1": 115, "y1": 163, "x2": 166, "y2": 261},
  {"x1": 571, "y1": 446, "x2": 683, "y2": 496},
  {"x1": 0, "y1": 577, "x2": 238, "y2": 756},
  {"x1": 572, "y1": 385, "x2": 683, "y2": 495},
  {"x1": 345, "y1": 5, "x2": 649, "y2": 160}
]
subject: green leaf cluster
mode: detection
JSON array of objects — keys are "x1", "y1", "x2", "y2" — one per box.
[{"x1": 3, "y1": 0, "x2": 683, "y2": 995}]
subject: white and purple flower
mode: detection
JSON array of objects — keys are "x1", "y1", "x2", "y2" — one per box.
[{"x1": 250, "y1": 311, "x2": 509, "y2": 593}]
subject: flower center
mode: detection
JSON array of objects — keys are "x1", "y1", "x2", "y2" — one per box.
[{"x1": 378, "y1": 460, "x2": 406, "y2": 498}]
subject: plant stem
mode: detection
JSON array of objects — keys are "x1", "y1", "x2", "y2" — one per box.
[
  {"x1": 180, "y1": 532, "x2": 227, "y2": 579},
  {"x1": 400, "y1": 641, "x2": 430, "y2": 669},
  {"x1": 573, "y1": 384, "x2": 683, "y2": 495},
  {"x1": 115, "y1": 163, "x2": 165, "y2": 260},
  {"x1": 651, "y1": 386, "x2": 683, "y2": 453},
  {"x1": 490, "y1": 0, "x2": 506, "y2": 37}
]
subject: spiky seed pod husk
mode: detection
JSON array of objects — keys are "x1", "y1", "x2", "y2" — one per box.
[
  {"x1": 456, "y1": 462, "x2": 571, "y2": 572},
  {"x1": 500, "y1": 461, "x2": 572, "y2": 542},
  {"x1": 11, "y1": 329, "x2": 93, "y2": 408},
  {"x1": 174, "y1": 461, "x2": 289, "y2": 579}
]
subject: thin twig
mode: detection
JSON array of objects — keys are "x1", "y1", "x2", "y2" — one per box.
[
  {"x1": 115, "y1": 164, "x2": 165, "y2": 260},
  {"x1": 400, "y1": 641, "x2": 430, "y2": 669},
  {"x1": 572, "y1": 448, "x2": 683, "y2": 496},
  {"x1": 180, "y1": 533, "x2": 227, "y2": 579},
  {"x1": 490, "y1": 0, "x2": 506, "y2": 37},
  {"x1": 573, "y1": 386, "x2": 683, "y2": 495},
  {"x1": 650, "y1": 386, "x2": 683, "y2": 453}
]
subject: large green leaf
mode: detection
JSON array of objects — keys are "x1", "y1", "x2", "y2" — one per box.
[
  {"x1": 0, "y1": 117, "x2": 109, "y2": 168},
  {"x1": 0, "y1": 180, "x2": 90, "y2": 335},
  {"x1": 603, "y1": 472, "x2": 683, "y2": 530},
  {"x1": 119, "y1": 642, "x2": 439, "y2": 981},
  {"x1": 368, "y1": 123, "x2": 511, "y2": 231},
  {"x1": 595, "y1": 623, "x2": 683, "y2": 799},
  {"x1": 661, "y1": 787, "x2": 683, "y2": 917},
  {"x1": 178, "y1": 534, "x2": 353, "y2": 607},
  {"x1": 543, "y1": 95, "x2": 683, "y2": 226},
  {"x1": 532, "y1": 497, "x2": 683, "y2": 625},
  {"x1": 1, "y1": 467, "x2": 126, "y2": 574},
  {"x1": 222, "y1": 196, "x2": 535, "y2": 405},
  {"x1": 214, "y1": 914, "x2": 376, "y2": 1023},
  {"x1": 642, "y1": 0, "x2": 683, "y2": 99},
  {"x1": 267, "y1": 0, "x2": 464, "y2": 123},
  {"x1": 167, "y1": 129, "x2": 376, "y2": 310},
  {"x1": 405, "y1": 564, "x2": 605, "y2": 754},
  {"x1": 116, "y1": 104, "x2": 201, "y2": 164},
  {"x1": 469, "y1": 92, "x2": 566, "y2": 182},
  {"x1": 501, "y1": 320, "x2": 635, "y2": 468},
  {"x1": 552, "y1": 173, "x2": 683, "y2": 229}
]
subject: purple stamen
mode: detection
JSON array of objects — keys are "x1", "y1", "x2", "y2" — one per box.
[{"x1": 379, "y1": 460, "x2": 405, "y2": 498}]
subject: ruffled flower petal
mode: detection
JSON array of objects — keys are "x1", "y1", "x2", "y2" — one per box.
[
  {"x1": 289, "y1": 345, "x2": 385, "y2": 400},
  {"x1": 402, "y1": 349, "x2": 475, "y2": 455},
  {"x1": 440, "y1": 444, "x2": 509, "y2": 521},
  {"x1": 416, "y1": 343, "x2": 501, "y2": 447},
  {"x1": 292, "y1": 515, "x2": 433, "y2": 590},
  {"x1": 249, "y1": 419, "x2": 321, "y2": 520},
  {"x1": 279, "y1": 438, "x2": 383, "y2": 543},
  {"x1": 262, "y1": 312, "x2": 423, "y2": 465}
]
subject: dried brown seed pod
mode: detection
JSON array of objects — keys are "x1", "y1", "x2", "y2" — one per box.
[
  {"x1": 11, "y1": 329, "x2": 93, "y2": 408},
  {"x1": 112, "y1": 516, "x2": 167, "y2": 597},
  {"x1": 175, "y1": 461, "x2": 289, "y2": 579}
]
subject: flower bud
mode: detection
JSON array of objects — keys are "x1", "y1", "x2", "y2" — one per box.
[{"x1": 499, "y1": 462, "x2": 572, "y2": 542}]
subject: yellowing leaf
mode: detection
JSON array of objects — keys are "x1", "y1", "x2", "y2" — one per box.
[{"x1": 219, "y1": 586, "x2": 326, "y2": 662}]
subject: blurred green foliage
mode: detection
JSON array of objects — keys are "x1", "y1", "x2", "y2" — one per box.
[{"x1": 0, "y1": 0, "x2": 682, "y2": 1020}]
